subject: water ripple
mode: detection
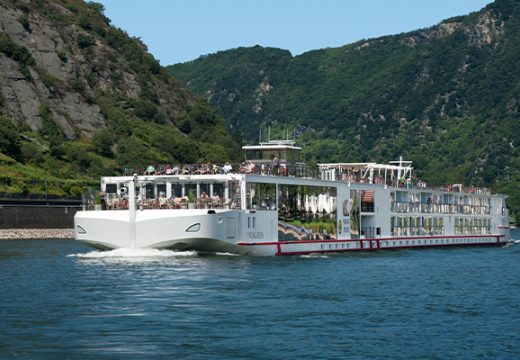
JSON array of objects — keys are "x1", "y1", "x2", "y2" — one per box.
[{"x1": 0, "y1": 234, "x2": 519, "y2": 359}]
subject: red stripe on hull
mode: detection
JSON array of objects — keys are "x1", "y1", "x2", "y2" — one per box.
[
  {"x1": 237, "y1": 235, "x2": 502, "y2": 247},
  {"x1": 274, "y1": 241, "x2": 502, "y2": 256}
]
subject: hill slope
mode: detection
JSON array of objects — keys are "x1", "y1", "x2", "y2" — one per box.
[
  {"x1": 0, "y1": 0, "x2": 242, "y2": 197},
  {"x1": 168, "y1": 0, "x2": 520, "y2": 219}
]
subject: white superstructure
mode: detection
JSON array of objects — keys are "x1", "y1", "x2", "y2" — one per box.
[{"x1": 75, "y1": 143, "x2": 511, "y2": 255}]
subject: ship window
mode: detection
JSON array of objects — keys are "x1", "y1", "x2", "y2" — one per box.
[
  {"x1": 106, "y1": 184, "x2": 117, "y2": 193},
  {"x1": 76, "y1": 225, "x2": 86, "y2": 234},
  {"x1": 157, "y1": 184, "x2": 166, "y2": 197},
  {"x1": 186, "y1": 223, "x2": 200, "y2": 232},
  {"x1": 145, "y1": 184, "x2": 155, "y2": 198}
]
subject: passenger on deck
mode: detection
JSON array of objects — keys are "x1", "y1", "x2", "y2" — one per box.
[
  {"x1": 204, "y1": 162, "x2": 212, "y2": 174},
  {"x1": 246, "y1": 161, "x2": 255, "y2": 175},
  {"x1": 201, "y1": 191, "x2": 209, "y2": 200},
  {"x1": 172, "y1": 165, "x2": 180, "y2": 175},
  {"x1": 211, "y1": 193, "x2": 220, "y2": 207},
  {"x1": 165, "y1": 165, "x2": 173, "y2": 175},
  {"x1": 195, "y1": 163, "x2": 208, "y2": 175},
  {"x1": 99, "y1": 190, "x2": 106, "y2": 210},
  {"x1": 181, "y1": 164, "x2": 190, "y2": 175},
  {"x1": 273, "y1": 157, "x2": 281, "y2": 175},
  {"x1": 212, "y1": 164, "x2": 219, "y2": 174},
  {"x1": 145, "y1": 165, "x2": 156, "y2": 175},
  {"x1": 159, "y1": 193, "x2": 167, "y2": 206},
  {"x1": 223, "y1": 162, "x2": 232, "y2": 174},
  {"x1": 238, "y1": 162, "x2": 247, "y2": 174}
]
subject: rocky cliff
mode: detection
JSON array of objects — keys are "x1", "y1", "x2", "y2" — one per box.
[
  {"x1": 0, "y1": 0, "x2": 242, "y2": 198},
  {"x1": 0, "y1": 0, "x2": 192, "y2": 140}
]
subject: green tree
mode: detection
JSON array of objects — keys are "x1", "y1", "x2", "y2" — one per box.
[
  {"x1": 38, "y1": 104, "x2": 60, "y2": 137},
  {"x1": 86, "y1": 1, "x2": 105, "y2": 15},
  {"x1": 77, "y1": 34, "x2": 95, "y2": 49},
  {"x1": 0, "y1": 116, "x2": 21, "y2": 157},
  {"x1": 92, "y1": 128, "x2": 114, "y2": 156}
]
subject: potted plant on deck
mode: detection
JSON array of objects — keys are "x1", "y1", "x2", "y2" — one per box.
[
  {"x1": 95, "y1": 192, "x2": 102, "y2": 211},
  {"x1": 188, "y1": 190, "x2": 195, "y2": 209}
]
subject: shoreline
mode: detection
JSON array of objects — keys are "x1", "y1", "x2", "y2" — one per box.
[{"x1": 0, "y1": 229, "x2": 74, "y2": 239}]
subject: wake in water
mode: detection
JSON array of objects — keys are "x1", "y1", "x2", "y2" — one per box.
[{"x1": 67, "y1": 248, "x2": 198, "y2": 259}]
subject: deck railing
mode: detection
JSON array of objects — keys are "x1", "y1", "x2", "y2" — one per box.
[{"x1": 120, "y1": 163, "x2": 493, "y2": 195}]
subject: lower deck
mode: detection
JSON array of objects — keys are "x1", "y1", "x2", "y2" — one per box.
[{"x1": 240, "y1": 234, "x2": 504, "y2": 256}]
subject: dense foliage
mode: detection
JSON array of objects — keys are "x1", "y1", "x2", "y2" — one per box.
[
  {"x1": 0, "y1": 0, "x2": 242, "y2": 197},
  {"x1": 168, "y1": 0, "x2": 520, "y2": 221}
]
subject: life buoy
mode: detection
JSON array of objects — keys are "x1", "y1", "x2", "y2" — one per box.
[{"x1": 121, "y1": 198, "x2": 128, "y2": 210}]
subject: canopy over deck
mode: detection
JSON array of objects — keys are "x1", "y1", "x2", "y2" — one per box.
[
  {"x1": 318, "y1": 157, "x2": 414, "y2": 184},
  {"x1": 243, "y1": 140, "x2": 302, "y2": 163}
]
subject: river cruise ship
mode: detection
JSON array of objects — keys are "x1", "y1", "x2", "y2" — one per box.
[{"x1": 75, "y1": 140, "x2": 511, "y2": 255}]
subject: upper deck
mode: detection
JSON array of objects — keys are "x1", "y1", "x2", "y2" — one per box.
[{"x1": 120, "y1": 153, "x2": 491, "y2": 197}]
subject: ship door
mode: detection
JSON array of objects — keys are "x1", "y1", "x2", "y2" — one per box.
[{"x1": 227, "y1": 217, "x2": 236, "y2": 238}]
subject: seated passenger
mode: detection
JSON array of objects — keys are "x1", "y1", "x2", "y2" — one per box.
[
  {"x1": 200, "y1": 191, "x2": 209, "y2": 200},
  {"x1": 212, "y1": 164, "x2": 219, "y2": 174},
  {"x1": 238, "y1": 162, "x2": 247, "y2": 174},
  {"x1": 165, "y1": 165, "x2": 173, "y2": 175},
  {"x1": 144, "y1": 165, "x2": 156, "y2": 175},
  {"x1": 211, "y1": 193, "x2": 220, "y2": 207},
  {"x1": 204, "y1": 162, "x2": 212, "y2": 174},
  {"x1": 223, "y1": 162, "x2": 232, "y2": 174},
  {"x1": 195, "y1": 164, "x2": 207, "y2": 175},
  {"x1": 159, "y1": 193, "x2": 167, "y2": 205},
  {"x1": 172, "y1": 165, "x2": 180, "y2": 175},
  {"x1": 181, "y1": 164, "x2": 190, "y2": 175},
  {"x1": 246, "y1": 161, "x2": 255, "y2": 175}
]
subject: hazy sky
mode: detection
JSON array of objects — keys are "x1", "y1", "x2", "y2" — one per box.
[{"x1": 102, "y1": 0, "x2": 493, "y2": 66}]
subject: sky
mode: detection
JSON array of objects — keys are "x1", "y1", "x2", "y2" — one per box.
[{"x1": 102, "y1": 0, "x2": 494, "y2": 66}]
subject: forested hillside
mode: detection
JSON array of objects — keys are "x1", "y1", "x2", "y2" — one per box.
[
  {"x1": 0, "y1": 0, "x2": 242, "y2": 198},
  {"x1": 168, "y1": 0, "x2": 520, "y2": 220}
]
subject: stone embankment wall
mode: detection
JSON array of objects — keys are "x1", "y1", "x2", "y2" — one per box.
[
  {"x1": 0, "y1": 229, "x2": 74, "y2": 239},
  {"x1": 0, "y1": 206, "x2": 80, "y2": 230}
]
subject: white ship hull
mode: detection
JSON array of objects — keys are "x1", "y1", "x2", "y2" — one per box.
[
  {"x1": 75, "y1": 207, "x2": 510, "y2": 256},
  {"x1": 75, "y1": 148, "x2": 511, "y2": 256}
]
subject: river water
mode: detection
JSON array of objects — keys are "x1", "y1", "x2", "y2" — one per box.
[{"x1": 1, "y1": 231, "x2": 519, "y2": 359}]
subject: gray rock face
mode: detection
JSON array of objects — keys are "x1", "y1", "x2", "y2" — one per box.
[{"x1": 0, "y1": 3, "x2": 113, "y2": 139}]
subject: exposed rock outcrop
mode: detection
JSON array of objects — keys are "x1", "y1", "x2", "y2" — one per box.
[{"x1": 0, "y1": 1, "x2": 145, "y2": 139}]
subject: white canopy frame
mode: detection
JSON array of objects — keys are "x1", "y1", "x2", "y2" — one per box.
[{"x1": 318, "y1": 157, "x2": 413, "y2": 185}]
